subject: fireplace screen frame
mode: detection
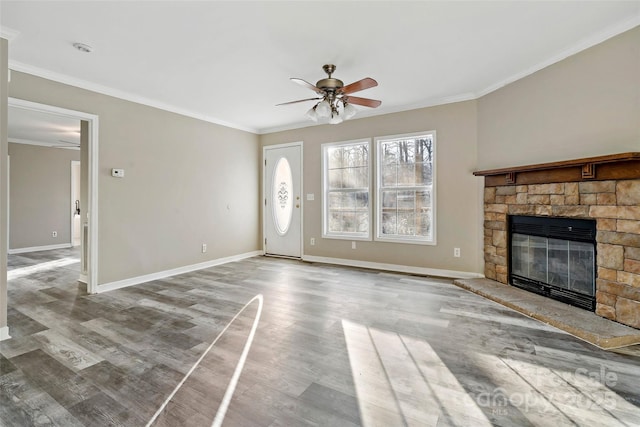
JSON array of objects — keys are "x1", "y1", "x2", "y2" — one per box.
[{"x1": 508, "y1": 215, "x2": 597, "y2": 311}]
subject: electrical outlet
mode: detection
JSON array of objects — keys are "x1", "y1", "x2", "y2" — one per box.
[
  {"x1": 111, "y1": 168, "x2": 125, "y2": 178},
  {"x1": 352, "y1": 241, "x2": 357, "y2": 249},
  {"x1": 202, "y1": 243, "x2": 207, "y2": 253},
  {"x1": 52, "y1": 231, "x2": 57, "y2": 238},
  {"x1": 454, "y1": 247, "x2": 461, "y2": 257},
  {"x1": 310, "y1": 238, "x2": 315, "y2": 246}
]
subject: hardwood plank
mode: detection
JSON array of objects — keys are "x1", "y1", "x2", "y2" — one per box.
[
  {"x1": 3, "y1": 248, "x2": 640, "y2": 426},
  {"x1": 33, "y1": 329, "x2": 104, "y2": 372}
]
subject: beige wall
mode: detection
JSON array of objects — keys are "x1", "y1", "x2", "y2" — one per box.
[
  {"x1": 1, "y1": 38, "x2": 8, "y2": 334},
  {"x1": 8, "y1": 143, "x2": 80, "y2": 250},
  {"x1": 4, "y1": 24, "x2": 637, "y2": 292},
  {"x1": 9, "y1": 72, "x2": 261, "y2": 284},
  {"x1": 261, "y1": 101, "x2": 483, "y2": 275},
  {"x1": 478, "y1": 26, "x2": 640, "y2": 170},
  {"x1": 260, "y1": 26, "x2": 640, "y2": 277}
]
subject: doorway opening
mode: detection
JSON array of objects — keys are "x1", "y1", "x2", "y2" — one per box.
[{"x1": 7, "y1": 98, "x2": 99, "y2": 294}]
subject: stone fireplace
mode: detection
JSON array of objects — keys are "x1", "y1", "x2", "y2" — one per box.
[{"x1": 475, "y1": 153, "x2": 640, "y2": 330}]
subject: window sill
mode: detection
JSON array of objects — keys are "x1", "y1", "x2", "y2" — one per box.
[
  {"x1": 374, "y1": 236, "x2": 436, "y2": 246},
  {"x1": 322, "y1": 234, "x2": 372, "y2": 242}
]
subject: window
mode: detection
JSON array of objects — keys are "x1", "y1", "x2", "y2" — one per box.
[
  {"x1": 322, "y1": 140, "x2": 371, "y2": 240},
  {"x1": 271, "y1": 156, "x2": 293, "y2": 235},
  {"x1": 376, "y1": 132, "x2": 435, "y2": 244}
]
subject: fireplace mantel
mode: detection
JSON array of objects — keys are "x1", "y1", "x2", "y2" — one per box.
[
  {"x1": 474, "y1": 152, "x2": 640, "y2": 186},
  {"x1": 477, "y1": 153, "x2": 640, "y2": 330}
]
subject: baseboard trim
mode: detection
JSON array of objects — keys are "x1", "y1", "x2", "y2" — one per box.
[
  {"x1": 9, "y1": 243, "x2": 72, "y2": 254},
  {"x1": 0, "y1": 326, "x2": 11, "y2": 342},
  {"x1": 97, "y1": 250, "x2": 262, "y2": 293},
  {"x1": 302, "y1": 255, "x2": 484, "y2": 279}
]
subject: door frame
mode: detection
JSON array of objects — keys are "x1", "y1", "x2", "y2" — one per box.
[
  {"x1": 8, "y1": 98, "x2": 99, "y2": 294},
  {"x1": 262, "y1": 141, "x2": 303, "y2": 258},
  {"x1": 70, "y1": 160, "x2": 81, "y2": 247},
  {"x1": 6, "y1": 155, "x2": 9, "y2": 253}
]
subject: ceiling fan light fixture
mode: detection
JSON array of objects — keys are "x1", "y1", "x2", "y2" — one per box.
[
  {"x1": 342, "y1": 102, "x2": 357, "y2": 120},
  {"x1": 305, "y1": 105, "x2": 319, "y2": 122},
  {"x1": 329, "y1": 111, "x2": 343, "y2": 125},
  {"x1": 315, "y1": 100, "x2": 331, "y2": 119},
  {"x1": 280, "y1": 64, "x2": 380, "y2": 125}
]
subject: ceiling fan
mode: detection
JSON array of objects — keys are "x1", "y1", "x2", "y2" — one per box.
[{"x1": 277, "y1": 64, "x2": 381, "y2": 124}]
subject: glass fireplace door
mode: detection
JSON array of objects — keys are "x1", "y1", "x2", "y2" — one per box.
[
  {"x1": 511, "y1": 233, "x2": 595, "y2": 293},
  {"x1": 509, "y1": 215, "x2": 596, "y2": 311}
]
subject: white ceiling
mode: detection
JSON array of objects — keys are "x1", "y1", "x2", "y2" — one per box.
[
  {"x1": 2, "y1": 1, "x2": 639, "y2": 135},
  {"x1": 8, "y1": 106, "x2": 80, "y2": 149}
]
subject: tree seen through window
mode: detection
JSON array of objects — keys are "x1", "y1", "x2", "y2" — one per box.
[
  {"x1": 378, "y1": 134, "x2": 434, "y2": 242},
  {"x1": 324, "y1": 141, "x2": 370, "y2": 237}
]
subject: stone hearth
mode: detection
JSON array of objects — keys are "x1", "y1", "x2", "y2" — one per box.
[{"x1": 475, "y1": 153, "x2": 640, "y2": 330}]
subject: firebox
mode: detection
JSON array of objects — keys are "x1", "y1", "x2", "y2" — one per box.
[{"x1": 509, "y1": 215, "x2": 596, "y2": 311}]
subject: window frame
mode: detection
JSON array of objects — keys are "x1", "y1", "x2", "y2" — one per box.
[
  {"x1": 374, "y1": 131, "x2": 436, "y2": 245},
  {"x1": 321, "y1": 138, "x2": 373, "y2": 241}
]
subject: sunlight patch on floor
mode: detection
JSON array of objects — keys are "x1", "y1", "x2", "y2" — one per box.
[
  {"x1": 473, "y1": 353, "x2": 639, "y2": 426},
  {"x1": 342, "y1": 319, "x2": 492, "y2": 426},
  {"x1": 8, "y1": 257, "x2": 79, "y2": 280}
]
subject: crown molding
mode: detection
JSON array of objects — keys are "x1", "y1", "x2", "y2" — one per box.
[
  {"x1": 0, "y1": 26, "x2": 20, "y2": 41},
  {"x1": 476, "y1": 17, "x2": 640, "y2": 98},
  {"x1": 260, "y1": 19, "x2": 640, "y2": 134},
  {"x1": 8, "y1": 137, "x2": 45, "y2": 145},
  {"x1": 7, "y1": 18, "x2": 638, "y2": 136},
  {"x1": 8, "y1": 61, "x2": 258, "y2": 134},
  {"x1": 8, "y1": 138, "x2": 80, "y2": 149}
]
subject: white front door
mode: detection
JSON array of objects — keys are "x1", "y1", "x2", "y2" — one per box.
[{"x1": 264, "y1": 143, "x2": 302, "y2": 258}]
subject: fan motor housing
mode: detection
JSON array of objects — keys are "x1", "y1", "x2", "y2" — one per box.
[{"x1": 316, "y1": 78, "x2": 344, "y2": 91}]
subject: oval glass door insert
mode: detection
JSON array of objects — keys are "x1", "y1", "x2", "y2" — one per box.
[{"x1": 272, "y1": 157, "x2": 293, "y2": 235}]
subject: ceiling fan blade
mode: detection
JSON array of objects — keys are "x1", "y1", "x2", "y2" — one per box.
[
  {"x1": 291, "y1": 78, "x2": 324, "y2": 94},
  {"x1": 344, "y1": 96, "x2": 381, "y2": 108},
  {"x1": 276, "y1": 97, "x2": 321, "y2": 106},
  {"x1": 340, "y1": 77, "x2": 378, "y2": 95}
]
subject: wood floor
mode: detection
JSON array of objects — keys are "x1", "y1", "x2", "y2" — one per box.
[{"x1": 2, "y1": 248, "x2": 640, "y2": 426}]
